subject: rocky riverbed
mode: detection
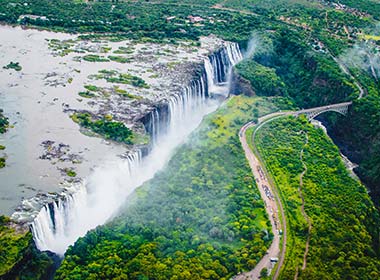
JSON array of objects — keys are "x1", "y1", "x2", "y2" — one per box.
[{"x1": 0, "y1": 25, "x2": 226, "y2": 217}]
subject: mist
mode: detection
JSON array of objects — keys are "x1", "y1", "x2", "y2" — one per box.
[
  {"x1": 30, "y1": 43, "x2": 243, "y2": 256},
  {"x1": 244, "y1": 33, "x2": 261, "y2": 59},
  {"x1": 32, "y1": 97, "x2": 220, "y2": 256},
  {"x1": 340, "y1": 42, "x2": 380, "y2": 81},
  {"x1": 243, "y1": 32, "x2": 273, "y2": 60}
]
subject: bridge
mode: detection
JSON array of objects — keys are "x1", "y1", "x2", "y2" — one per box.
[
  {"x1": 238, "y1": 100, "x2": 353, "y2": 280},
  {"x1": 293, "y1": 101, "x2": 352, "y2": 120}
]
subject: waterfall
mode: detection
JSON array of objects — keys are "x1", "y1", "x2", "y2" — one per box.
[
  {"x1": 27, "y1": 42, "x2": 243, "y2": 256},
  {"x1": 205, "y1": 42, "x2": 242, "y2": 96}
]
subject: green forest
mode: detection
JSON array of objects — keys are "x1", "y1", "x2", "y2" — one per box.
[
  {"x1": 71, "y1": 112, "x2": 135, "y2": 145},
  {"x1": 255, "y1": 116, "x2": 380, "y2": 279},
  {"x1": 0, "y1": 216, "x2": 54, "y2": 279},
  {"x1": 235, "y1": 24, "x2": 380, "y2": 208},
  {"x1": 0, "y1": 0, "x2": 380, "y2": 278},
  {"x1": 55, "y1": 97, "x2": 290, "y2": 279}
]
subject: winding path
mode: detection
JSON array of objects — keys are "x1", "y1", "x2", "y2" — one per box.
[
  {"x1": 235, "y1": 115, "x2": 287, "y2": 280},
  {"x1": 236, "y1": 101, "x2": 352, "y2": 279},
  {"x1": 294, "y1": 132, "x2": 312, "y2": 279}
]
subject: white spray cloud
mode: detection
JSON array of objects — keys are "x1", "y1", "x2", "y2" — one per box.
[
  {"x1": 340, "y1": 41, "x2": 380, "y2": 81},
  {"x1": 29, "y1": 43, "x2": 244, "y2": 256},
  {"x1": 244, "y1": 34, "x2": 260, "y2": 59},
  {"x1": 243, "y1": 32, "x2": 273, "y2": 60}
]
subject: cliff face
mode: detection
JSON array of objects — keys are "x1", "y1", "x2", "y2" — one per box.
[
  {"x1": 324, "y1": 95, "x2": 380, "y2": 207},
  {"x1": 230, "y1": 69, "x2": 256, "y2": 96}
]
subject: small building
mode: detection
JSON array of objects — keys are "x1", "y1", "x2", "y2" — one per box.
[
  {"x1": 188, "y1": 15, "x2": 204, "y2": 23},
  {"x1": 18, "y1": 14, "x2": 49, "y2": 22},
  {"x1": 166, "y1": 16, "x2": 176, "y2": 22}
]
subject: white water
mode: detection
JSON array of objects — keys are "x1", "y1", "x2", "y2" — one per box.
[
  {"x1": 30, "y1": 42, "x2": 243, "y2": 255},
  {"x1": 204, "y1": 42, "x2": 242, "y2": 96}
]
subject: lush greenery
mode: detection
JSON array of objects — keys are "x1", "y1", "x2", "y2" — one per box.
[
  {"x1": 0, "y1": 216, "x2": 32, "y2": 276},
  {"x1": 0, "y1": 109, "x2": 8, "y2": 134},
  {"x1": 330, "y1": 95, "x2": 380, "y2": 206},
  {"x1": 91, "y1": 69, "x2": 149, "y2": 88},
  {"x1": 240, "y1": 29, "x2": 358, "y2": 107},
  {"x1": 235, "y1": 60, "x2": 286, "y2": 96},
  {"x1": 3, "y1": 61, "x2": 22, "y2": 71},
  {"x1": 0, "y1": 0, "x2": 380, "y2": 277},
  {"x1": 108, "y1": 55, "x2": 131, "y2": 64},
  {"x1": 78, "y1": 91, "x2": 96, "y2": 98},
  {"x1": 0, "y1": 109, "x2": 9, "y2": 168},
  {"x1": 71, "y1": 112, "x2": 134, "y2": 144},
  {"x1": 0, "y1": 0, "x2": 376, "y2": 48},
  {"x1": 56, "y1": 96, "x2": 292, "y2": 279},
  {"x1": 235, "y1": 24, "x2": 380, "y2": 209},
  {"x1": 0, "y1": 216, "x2": 54, "y2": 279},
  {"x1": 82, "y1": 54, "x2": 109, "y2": 62},
  {"x1": 0, "y1": 0, "x2": 264, "y2": 43},
  {"x1": 255, "y1": 116, "x2": 380, "y2": 279}
]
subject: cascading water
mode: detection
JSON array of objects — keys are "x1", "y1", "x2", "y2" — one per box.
[
  {"x1": 204, "y1": 42, "x2": 242, "y2": 96},
  {"x1": 28, "y1": 42, "x2": 243, "y2": 256}
]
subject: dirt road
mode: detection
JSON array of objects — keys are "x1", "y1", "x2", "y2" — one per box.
[{"x1": 235, "y1": 120, "x2": 285, "y2": 279}]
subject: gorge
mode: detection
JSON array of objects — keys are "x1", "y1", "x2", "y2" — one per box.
[
  {"x1": 26, "y1": 42, "x2": 243, "y2": 255},
  {"x1": 1, "y1": 0, "x2": 380, "y2": 279}
]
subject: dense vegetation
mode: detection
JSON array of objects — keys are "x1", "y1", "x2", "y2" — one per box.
[
  {"x1": 0, "y1": 109, "x2": 8, "y2": 135},
  {"x1": 0, "y1": 109, "x2": 9, "y2": 168},
  {"x1": 235, "y1": 60, "x2": 286, "y2": 96},
  {"x1": 1, "y1": 0, "x2": 380, "y2": 277},
  {"x1": 78, "y1": 91, "x2": 96, "y2": 98},
  {"x1": 3, "y1": 61, "x2": 22, "y2": 71},
  {"x1": 237, "y1": 29, "x2": 358, "y2": 107},
  {"x1": 255, "y1": 116, "x2": 380, "y2": 279},
  {"x1": 0, "y1": 0, "x2": 374, "y2": 46},
  {"x1": 91, "y1": 69, "x2": 149, "y2": 88},
  {"x1": 82, "y1": 54, "x2": 109, "y2": 62},
  {"x1": 0, "y1": 216, "x2": 29, "y2": 276},
  {"x1": 329, "y1": 95, "x2": 380, "y2": 206},
  {"x1": 234, "y1": 22, "x2": 380, "y2": 208},
  {"x1": 56, "y1": 96, "x2": 292, "y2": 279},
  {"x1": 0, "y1": 216, "x2": 55, "y2": 279},
  {"x1": 71, "y1": 112, "x2": 134, "y2": 144},
  {"x1": 0, "y1": 0, "x2": 263, "y2": 43}
]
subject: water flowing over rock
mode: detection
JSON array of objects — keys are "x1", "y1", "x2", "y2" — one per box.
[
  {"x1": 204, "y1": 42, "x2": 242, "y2": 95},
  {"x1": 23, "y1": 42, "x2": 243, "y2": 255}
]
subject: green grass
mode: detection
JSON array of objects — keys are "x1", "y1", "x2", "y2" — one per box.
[{"x1": 84, "y1": 84, "x2": 100, "y2": 92}]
